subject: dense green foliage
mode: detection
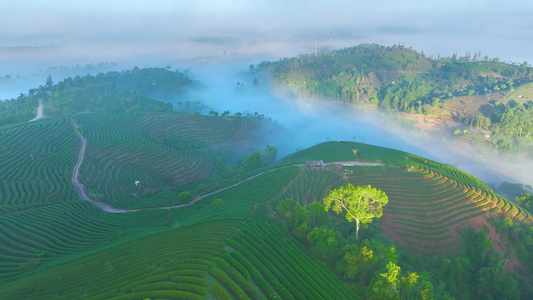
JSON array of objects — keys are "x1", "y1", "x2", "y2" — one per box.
[
  {"x1": 323, "y1": 184, "x2": 388, "y2": 239},
  {"x1": 401, "y1": 226, "x2": 523, "y2": 299},
  {"x1": 277, "y1": 199, "x2": 434, "y2": 299},
  {"x1": 490, "y1": 215, "x2": 533, "y2": 295},
  {"x1": 491, "y1": 102, "x2": 533, "y2": 151},
  {"x1": 516, "y1": 193, "x2": 533, "y2": 214},
  {"x1": 256, "y1": 43, "x2": 533, "y2": 151},
  {"x1": 277, "y1": 197, "x2": 526, "y2": 299},
  {"x1": 0, "y1": 91, "x2": 43, "y2": 126},
  {"x1": 240, "y1": 144, "x2": 278, "y2": 172},
  {"x1": 0, "y1": 67, "x2": 197, "y2": 126},
  {"x1": 102, "y1": 66, "x2": 198, "y2": 97},
  {"x1": 256, "y1": 44, "x2": 532, "y2": 108},
  {"x1": 47, "y1": 75, "x2": 173, "y2": 116}
]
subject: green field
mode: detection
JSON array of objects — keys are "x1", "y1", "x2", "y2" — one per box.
[
  {"x1": 0, "y1": 114, "x2": 531, "y2": 298},
  {"x1": 284, "y1": 140, "x2": 408, "y2": 165},
  {"x1": 509, "y1": 81, "x2": 533, "y2": 103}
]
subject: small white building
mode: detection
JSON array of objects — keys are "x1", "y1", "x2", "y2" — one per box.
[{"x1": 305, "y1": 160, "x2": 325, "y2": 167}]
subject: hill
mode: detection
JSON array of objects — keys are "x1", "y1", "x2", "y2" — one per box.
[
  {"x1": 1, "y1": 127, "x2": 532, "y2": 298},
  {"x1": 0, "y1": 67, "x2": 196, "y2": 126},
  {"x1": 1, "y1": 65, "x2": 532, "y2": 298},
  {"x1": 284, "y1": 141, "x2": 531, "y2": 248},
  {"x1": 254, "y1": 43, "x2": 533, "y2": 152}
]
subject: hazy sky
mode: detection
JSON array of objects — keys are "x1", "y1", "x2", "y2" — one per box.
[
  {"x1": 2, "y1": 1, "x2": 532, "y2": 186},
  {"x1": 2, "y1": 0, "x2": 533, "y2": 67}
]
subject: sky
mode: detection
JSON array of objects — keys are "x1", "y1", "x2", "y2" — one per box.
[{"x1": 2, "y1": 0, "x2": 533, "y2": 68}]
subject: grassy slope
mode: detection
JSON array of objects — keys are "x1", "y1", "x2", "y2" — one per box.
[
  {"x1": 285, "y1": 141, "x2": 531, "y2": 251},
  {"x1": 509, "y1": 81, "x2": 533, "y2": 103},
  {"x1": 284, "y1": 140, "x2": 407, "y2": 165},
  {"x1": 0, "y1": 113, "x2": 283, "y2": 283},
  {"x1": 1, "y1": 126, "x2": 531, "y2": 298},
  {"x1": 0, "y1": 164, "x2": 358, "y2": 299}
]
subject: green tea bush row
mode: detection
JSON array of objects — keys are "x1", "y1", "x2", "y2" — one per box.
[
  {"x1": 212, "y1": 283, "x2": 233, "y2": 300},
  {"x1": 120, "y1": 270, "x2": 204, "y2": 292},
  {"x1": 209, "y1": 266, "x2": 251, "y2": 300},
  {"x1": 221, "y1": 253, "x2": 250, "y2": 279},
  {"x1": 392, "y1": 206, "x2": 499, "y2": 232},
  {"x1": 400, "y1": 237, "x2": 457, "y2": 249},
  {"x1": 107, "y1": 290, "x2": 203, "y2": 300},
  {"x1": 0, "y1": 118, "x2": 77, "y2": 207},
  {"x1": 227, "y1": 237, "x2": 293, "y2": 299},
  {"x1": 241, "y1": 227, "x2": 313, "y2": 299},
  {"x1": 241, "y1": 223, "x2": 340, "y2": 300},
  {"x1": 251, "y1": 218, "x2": 354, "y2": 299},
  {"x1": 227, "y1": 266, "x2": 260, "y2": 297},
  {"x1": 228, "y1": 246, "x2": 277, "y2": 298},
  {"x1": 131, "y1": 282, "x2": 205, "y2": 295},
  {"x1": 390, "y1": 226, "x2": 448, "y2": 237},
  {"x1": 385, "y1": 192, "x2": 477, "y2": 213},
  {"x1": 396, "y1": 231, "x2": 452, "y2": 241}
]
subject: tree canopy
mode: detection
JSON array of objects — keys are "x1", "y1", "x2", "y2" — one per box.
[
  {"x1": 516, "y1": 193, "x2": 533, "y2": 213},
  {"x1": 323, "y1": 184, "x2": 388, "y2": 239}
]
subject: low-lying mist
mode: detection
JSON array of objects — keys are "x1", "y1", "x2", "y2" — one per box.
[
  {"x1": 2, "y1": 42, "x2": 532, "y2": 192},
  {"x1": 176, "y1": 58, "x2": 533, "y2": 190}
]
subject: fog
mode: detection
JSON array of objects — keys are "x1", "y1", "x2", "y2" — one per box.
[
  {"x1": 177, "y1": 58, "x2": 533, "y2": 189},
  {"x1": 2, "y1": 0, "x2": 533, "y2": 188}
]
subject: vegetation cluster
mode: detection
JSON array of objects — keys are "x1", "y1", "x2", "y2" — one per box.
[
  {"x1": 255, "y1": 43, "x2": 533, "y2": 151},
  {"x1": 0, "y1": 61, "x2": 532, "y2": 299},
  {"x1": 277, "y1": 194, "x2": 523, "y2": 299}
]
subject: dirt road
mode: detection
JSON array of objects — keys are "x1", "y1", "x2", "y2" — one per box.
[{"x1": 28, "y1": 99, "x2": 43, "y2": 122}]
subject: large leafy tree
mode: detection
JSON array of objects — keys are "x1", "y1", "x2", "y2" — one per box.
[
  {"x1": 516, "y1": 193, "x2": 533, "y2": 213},
  {"x1": 241, "y1": 151, "x2": 265, "y2": 171},
  {"x1": 323, "y1": 184, "x2": 388, "y2": 239}
]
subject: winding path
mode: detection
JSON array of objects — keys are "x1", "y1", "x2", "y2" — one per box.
[
  {"x1": 70, "y1": 119, "x2": 292, "y2": 214},
  {"x1": 71, "y1": 120, "x2": 136, "y2": 213},
  {"x1": 28, "y1": 99, "x2": 43, "y2": 122},
  {"x1": 70, "y1": 121, "x2": 385, "y2": 214}
]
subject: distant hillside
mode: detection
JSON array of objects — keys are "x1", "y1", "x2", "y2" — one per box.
[
  {"x1": 255, "y1": 43, "x2": 533, "y2": 152},
  {"x1": 0, "y1": 67, "x2": 197, "y2": 126}
]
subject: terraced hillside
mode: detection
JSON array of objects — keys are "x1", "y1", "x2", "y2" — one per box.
[
  {"x1": 2, "y1": 160, "x2": 355, "y2": 299},
  {"x1": 1, "y1": 220, "x2": 243, "y2": 299},
  {"x1": 0, "y1": 112, "x2": 284, "y2": 283},
  {"x1": 74, "y1": 112, "x2": 280, "y2": 205},
  {"x1": 283, "y1": 141, "x2": 532, "y2": 253},
  {"x1": 1, "y1": 114, "x2": 531, "y2": 299},
  {"x1": 0, "y1": 118, "x2": 78, "y2": 210},
  {"x1": 0, "y1": 216, "x2": 356, "y2": 299}
]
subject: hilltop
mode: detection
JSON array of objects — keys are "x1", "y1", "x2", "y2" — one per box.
[{"x1": 253, "y1": 43, "x2": 533, "y2": 153}]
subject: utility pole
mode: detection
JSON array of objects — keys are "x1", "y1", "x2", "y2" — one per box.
[{"x1": 314, "y1": 42, "x2": 317, "y2": 57}]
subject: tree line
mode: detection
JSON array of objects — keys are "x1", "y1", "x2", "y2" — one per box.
[
  {"x1": 254, "y1": 43, "x2": 533, "y2": 151},
  {"x1": 0, "y1": 67, "x2": 199, "y2": 126},
  {"x1": 276, "y1": 183, "x2": 524, "y2": 299}
]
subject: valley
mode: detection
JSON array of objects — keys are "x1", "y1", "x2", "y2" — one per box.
[{"x1": 0, "y1": 59, "x2": 532, "y2": 299}]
